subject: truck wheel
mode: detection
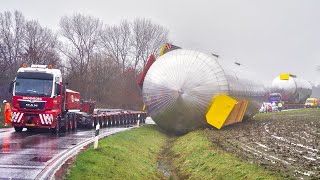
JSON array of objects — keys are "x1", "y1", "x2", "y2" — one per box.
[
  {"x1": 14, "y1": 127, "x2": 23, "y2": 132},
  {"x1": 52, "y1": 119, "x2": 60, "y2": 134},
  {"x1": 61, "y1": 115, "x2": 68, "y2": 133}
]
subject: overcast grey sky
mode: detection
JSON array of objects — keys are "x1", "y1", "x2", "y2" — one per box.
[{"x1": 1, "y1": 0, "x2": 320, "y2": 85}]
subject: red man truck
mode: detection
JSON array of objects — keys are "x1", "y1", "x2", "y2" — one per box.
[
  {"x1": 9, "y1": 64, "x2": 147, "y2": 133},
  {"x1": 9, "y1": 64, "x2": 81, "y2": 132}
]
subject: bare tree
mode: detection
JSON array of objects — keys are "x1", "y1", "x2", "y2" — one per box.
[
  {"x1": 100, "y1": 20, "x2": 131, "y2": 73},
  {"x1": 59, "y1": 14, "x2": 102, "y2": 97},
  {"x1": 88, "y1": 53, "x2": 121, "y2": 105},
  {"x1": 0, "y1": 10, "x2": 170, "y2": 108},
  {"x1": 97, "y1": 18, "x2": 168, "y2": 108},
  {"x1": 130, "y1": 18, "x2": 168, "y2": 70},
  {"x1": 23, "y1": 20, "x2": 60, "y2": 66},
  {"x1": 0, "y1": 10, "x2": 25, "y2": 79},
  {"x1": 100, "y1": 18, "x2": 168, "y2": 72},
  {"x1": 0, "y1": 10, "x2": 25, "y2": 101}
]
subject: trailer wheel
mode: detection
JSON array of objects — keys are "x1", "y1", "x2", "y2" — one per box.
[
  {"x1": 130, "y1": 115, "x2": 133, "y2": 124},
  {"x1": 68, "y1": 114, "x2": 73, "y2": 131},
  {"x1": 102, "y1": 117, "x2": 106, "y2": 127},
  {"x1": 134, "y1": 114, "x2": 138, "y2": 124},
  {"x1": 143, "y1": 114, "x2": 146, "y2": 123},
  {"x1": 107, "y1": 117, "x2": 111, "y2": 127},
  {"x1": 112, "y1": 116, "x2": 116, "y2": 126},
  {"x1": 126, "y1": 115, "x2": 129, "y2": 124},
  {"x1": 73, "y1": 115, "x2": 77, "y2": 131},
  {"x1": 119, "y1": 116, "x2": 123, "y2": 125},
  {"x1": 116, "y1": 116, "x2": 120, "y2": 126},
  {"x1": 92, "y1": 117, "x2": 97, "y2": 129},
  {"x1": 99, "y1": 117, "x2": 103, "y2": 127},
  {"x1": 14, "y1": 127, "x2": 23, "y2": 132},
  {"x1": 132, "y1": 115, "x2": 136, "y2": 124}
]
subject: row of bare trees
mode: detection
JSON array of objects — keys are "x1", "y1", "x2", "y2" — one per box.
[
  {"x1": 0, "y1": 11, "x2": 60, "y2": 99},
  {"x1": 0, "y1": 11, "x2": 169, "y2": 109}
]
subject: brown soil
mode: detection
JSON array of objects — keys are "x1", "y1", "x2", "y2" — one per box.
[{"x1": 207, "y1": 110, "x2": 320, "y2": 180}]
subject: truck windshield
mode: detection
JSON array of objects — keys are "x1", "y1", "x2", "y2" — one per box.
[
  {"x1": 269, "y1": 96, "x2": 281, "y2": 102},
  {"x1": 306, "y1": 100, "x2": 314, "y2": 103},
  {"x1": 15, "y1": 78, "x2": 53, "y2": 97}
]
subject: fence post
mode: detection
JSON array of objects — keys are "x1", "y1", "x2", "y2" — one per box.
[{"x1": 94, "y1": 122, "x2": 100, "y2": 149}]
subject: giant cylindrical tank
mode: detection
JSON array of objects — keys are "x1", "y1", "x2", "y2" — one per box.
[
  {"x1": 271, "y1": 75, "x2": 312, "y2": 103},
  {"x1": 142, "y1": 49, "x2": 266, "y2": 133}
]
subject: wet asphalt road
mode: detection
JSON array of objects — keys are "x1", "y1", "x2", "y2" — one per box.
[{"x1": 0, "y1": 127, "x2": 132, "y2": 180}]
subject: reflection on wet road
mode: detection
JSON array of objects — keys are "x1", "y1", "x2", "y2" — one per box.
[{"x1": 0, "y1": 127, "x2": 132, "y2": 179}]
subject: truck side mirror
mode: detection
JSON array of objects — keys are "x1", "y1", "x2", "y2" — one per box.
[
  {"x1": 9, "y1": 81, "x2": 14, "y2": 94},
  {"x1": 55, "y1": 83, "x2": 61, "y2": 96}
]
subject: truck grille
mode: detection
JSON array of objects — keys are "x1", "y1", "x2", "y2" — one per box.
[{"x1": 18, "y1": 100, "x2": 46, "y2": 109}]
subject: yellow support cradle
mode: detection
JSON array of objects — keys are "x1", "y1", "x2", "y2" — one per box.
[
  {"x1": 206, "y1": 95, "x2": 237, "y2": 129},
  {"x1": 206, "y1": 95, "x2": 248, "y2": 129}
]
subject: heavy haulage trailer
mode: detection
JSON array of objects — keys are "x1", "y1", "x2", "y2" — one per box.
[
  {"x1": 9, "y1": 64, "x2": 146, "y2": 133},
  {"x1": 269, "y1": 74, "x2": 312, "y2": 109}
]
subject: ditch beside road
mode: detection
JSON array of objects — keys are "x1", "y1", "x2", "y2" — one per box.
[{"x1": 66, "y1": 123, "x2": 287, "y2": 179}]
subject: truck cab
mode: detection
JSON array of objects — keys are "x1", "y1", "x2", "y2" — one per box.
[
  {"x1": 304, "y1": 98, "x2": 318, "y2": 108},
  {"x1": 10, "y1": 64, "x2": 63, "y2": 132},
  {"x1": 268, "y1": 93, "x2": 282, "y2": 104}
]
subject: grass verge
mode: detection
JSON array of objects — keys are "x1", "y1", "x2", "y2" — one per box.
[
  {"x1": 65, "y1": 125, "x2": 167, "y2": 180},
  {"x1": 66, "y1": 124, "x2": 288, "y2": 179},
  {"x1": 171, "y1": 130, "x2": 284, "y2": 180}
]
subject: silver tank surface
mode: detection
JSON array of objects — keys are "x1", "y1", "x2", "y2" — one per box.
[
  {"x1": 271, "y1": 75, "x2": 312, "y2": 103},
  {"x1": 142, "y1": 49, "x2": 266, "y2": 133}
]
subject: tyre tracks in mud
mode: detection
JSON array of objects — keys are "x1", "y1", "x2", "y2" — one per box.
[{"x1": 207, "y1": 111, "x2": 320, "y2": 179}]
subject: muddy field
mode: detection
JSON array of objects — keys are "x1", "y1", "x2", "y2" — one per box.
[{"x1": 208, "y1": 109, "x2": 320, "y2": 179}]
